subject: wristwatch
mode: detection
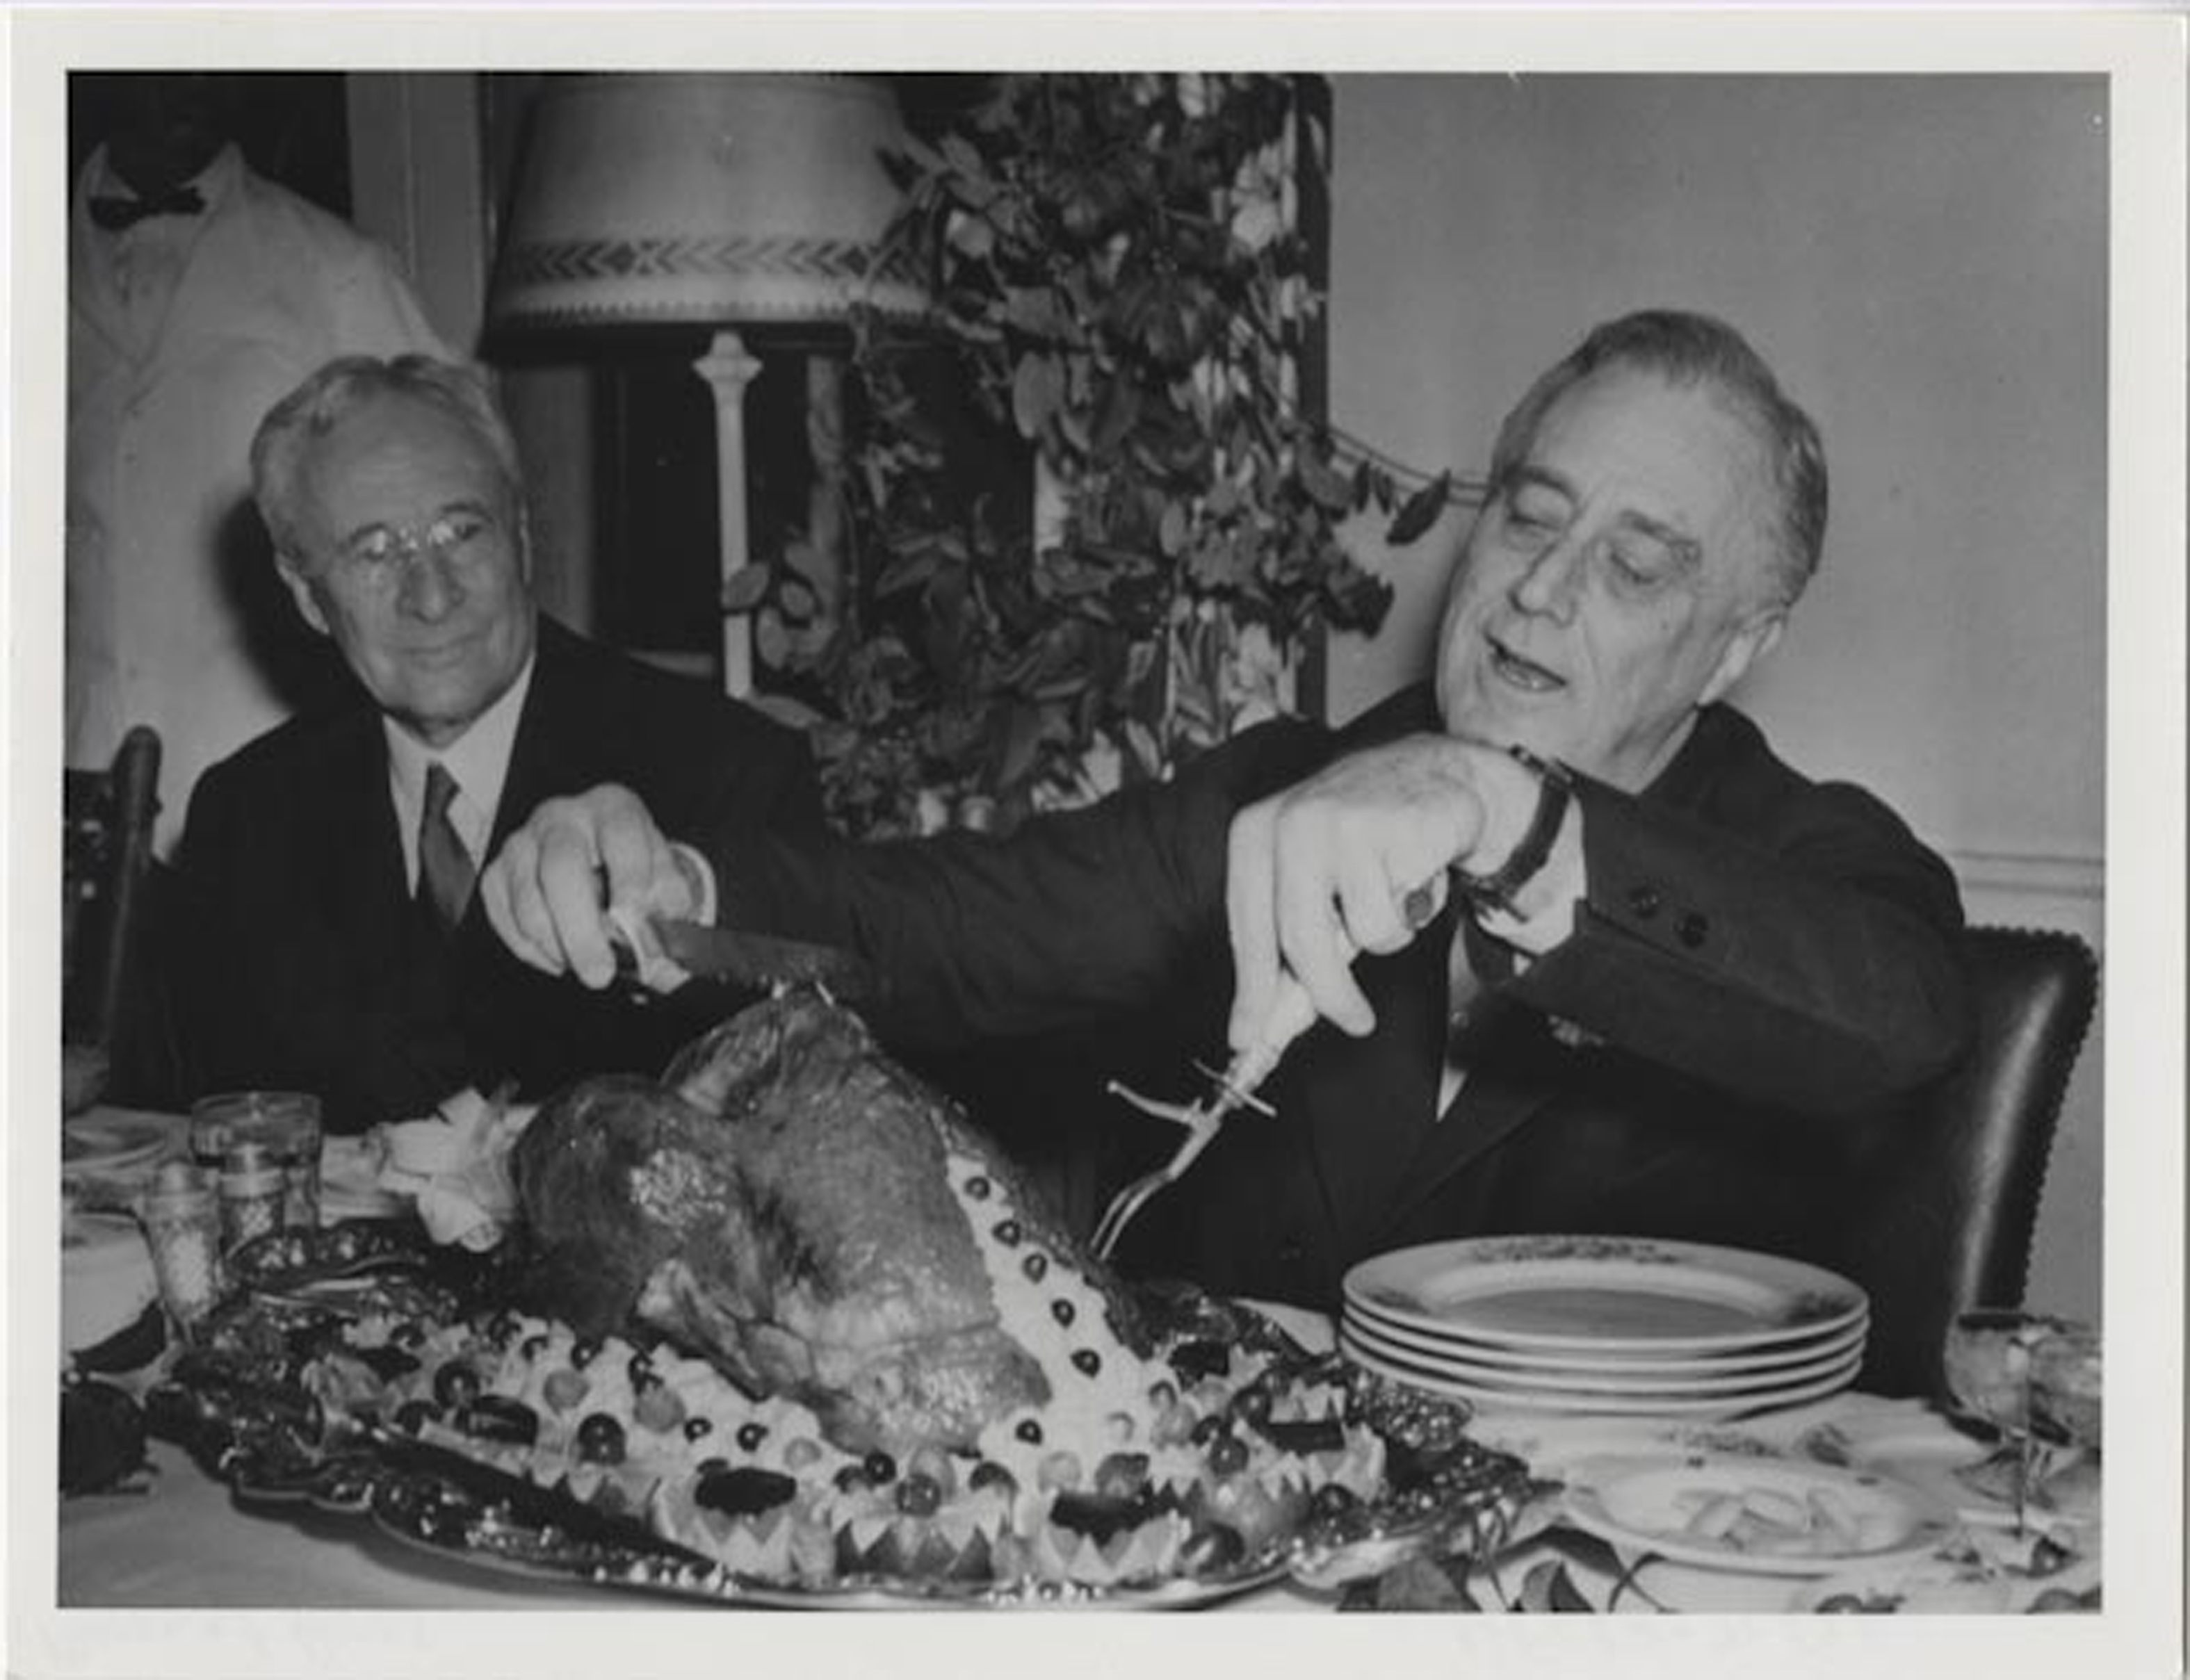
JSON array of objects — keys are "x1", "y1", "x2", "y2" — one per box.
[{"x1": 1453, "y1": 744, "x2": 1575, "y2": 915}]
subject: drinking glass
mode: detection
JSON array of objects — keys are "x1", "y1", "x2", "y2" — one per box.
[
  {"x1": 190, "y1": 1091, "x2": 324, "y2": 1228},
  {"x1": 1942, "y1": 1309, "x2": 2101, "y2": 1533}
]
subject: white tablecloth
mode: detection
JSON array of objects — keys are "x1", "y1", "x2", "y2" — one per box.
[
  {"x1": 55, "y1": 1155, "x2": 2097, "y2": 1614},
  {"x1": 57, "y1": 1388, "x2": 2095, "y2": 1614}
]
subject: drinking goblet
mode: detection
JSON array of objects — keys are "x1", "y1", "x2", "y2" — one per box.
[{"x1": 1942, "y1": 1310, "x2": 2099, "y2": 1534}]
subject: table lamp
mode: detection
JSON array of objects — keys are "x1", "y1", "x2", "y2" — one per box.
[{"x1": 487, "y1": 72, "x2": 924, "y2": 695}]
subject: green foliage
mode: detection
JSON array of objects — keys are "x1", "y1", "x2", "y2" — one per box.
[{"x1": 754, "y1": 74, "x2": 1445, "y2": 837}]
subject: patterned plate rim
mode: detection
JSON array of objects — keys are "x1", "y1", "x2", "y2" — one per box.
[
  {"x1": 1339, "y1": 1314, "x2": 1867, "y2": 1396},
  {"x1": 1340, "y1": 1328, "x2": 1860, "y2": 1419},
  {"x1": 1342, "y1": 1294, "x2": 1867, "y2": 1376},
  {"x1": 1343, "y1": 1236, "x2": 1867, "y2": 1355}
]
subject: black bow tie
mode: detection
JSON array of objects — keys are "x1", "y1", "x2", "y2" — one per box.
[{"x1": 88, "y1": 184, "x2": 206, "y2": 231}]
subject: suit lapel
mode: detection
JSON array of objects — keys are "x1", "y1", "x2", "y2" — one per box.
[
  {"x1": 1289, "y1": 918, "x2": 1450, "y2": 1250},
  {"x1": 1339, "y1": 706, "x2": 1755, "y2": 1249},
  {"x1": 488, "y1": 620, "x2": 597, "y2": 864},
  {"x1": 311, "y1": 710, "x2": 416, "y2": 970},
  {"x1": 1368, "y1": 1061, "x2": 1556, "y2": 1248}
]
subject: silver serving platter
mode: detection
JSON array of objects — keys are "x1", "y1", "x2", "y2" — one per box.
[{"x1": 150, "y1": 1223, "x2": 1550, "y2": 1611}]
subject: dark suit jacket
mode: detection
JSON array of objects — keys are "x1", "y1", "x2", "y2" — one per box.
[
  {"x1": 721, "y1": 687, "x2": 1970, "y2": 1314},
  {"x1": 175, "y1": 617, "x2": 822, "y2": 1132}
]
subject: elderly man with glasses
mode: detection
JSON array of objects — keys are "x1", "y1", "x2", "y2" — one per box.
[
  {"x1": 483, "y1": 310, "x2": 1970, "y2": 1312},
  {"x1": 170, "y1": 355, "x2": 822, "y2": 1132}
]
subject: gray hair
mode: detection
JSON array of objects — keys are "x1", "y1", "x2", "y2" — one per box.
[
  {"x1": 250, "y1": 355, "x2": 526, "y2": 564},
  {"x1": 1490, "y1": 310, "x2": 1828, "y2": 607}
]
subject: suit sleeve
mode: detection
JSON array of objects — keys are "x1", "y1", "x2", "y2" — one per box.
[
  {"x1": 713, "y1": 719, "x2": 1323, "y2": 1050},
  {"x1": 1500, "y1": 774, "x2": 1970, "y2": 1117}
]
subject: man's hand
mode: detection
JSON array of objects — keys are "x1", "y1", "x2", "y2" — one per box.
[
  {"x1": 479, "y1": 784, "x2": 699, "y2": 990},
  {"x1": 1224, "y1": 735, "x2": 1548, "y2": 1051}
]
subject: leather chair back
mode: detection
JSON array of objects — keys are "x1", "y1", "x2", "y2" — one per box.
[
  {"x1": 63, "y1": 726, "x2": 164, "y2": 1104},
  {"x1": 1848, "y1": 924, "x2": 2098, "y2": 1401}
]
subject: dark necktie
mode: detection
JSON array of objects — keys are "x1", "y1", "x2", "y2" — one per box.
[
  {"x1": 87, "y1": 184, "x2": 206, "y2": 231},
  {"x1": 419, "y1": 763, "x2": 476, "y2": 933}
]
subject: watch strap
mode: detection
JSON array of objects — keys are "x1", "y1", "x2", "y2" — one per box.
[{"x1": 1454, "y1": 744, "x2": 1574, "y2": 915}]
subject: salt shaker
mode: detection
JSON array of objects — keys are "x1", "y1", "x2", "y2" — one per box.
[
  {"x1": 218, "y1": 1141, "x2": 289, "y2": 1254},
  {"x1": 140, "y1": 1163, "x2": 225, "y2": 1332}
]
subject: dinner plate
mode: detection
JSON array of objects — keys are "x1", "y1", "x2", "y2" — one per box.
[
  {"x1": 1341, "y1": 1295, "x2": 1868, "y2": 1377},
  {"x1": 61, "y1": 1110, "x2": 175, "y2": 1178},
  {"x1": 1345, "y1": 1236, "x2": 1866, "y2": 1355},
  {"x1": 1559, "y1": 1451, "x2": 1960, "y2": 1577},
  {"x1": 1340, "y1": 1327, "x2": 1860, "y2": 1418},
  {"x1": 1468, "y1": 1412, "x2": 1798, "y2": 1477},
  {"x1": 1339, "y1": 1312, "x2": 1866, "y2": 1396}
]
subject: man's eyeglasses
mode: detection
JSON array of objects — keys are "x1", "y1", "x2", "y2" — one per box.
[
  {"x1": 1488, "y1": 475, "x2": 1702, "y2": 597},
  {"x1": 330, "y1": 509, "x2": 501, "y2": 589}
]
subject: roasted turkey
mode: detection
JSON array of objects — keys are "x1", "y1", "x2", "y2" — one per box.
[{"x1": 511, "y1": 988, "x2": 1146, "y2": 1456}]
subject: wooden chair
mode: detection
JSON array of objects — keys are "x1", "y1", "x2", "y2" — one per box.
[
  {"x1": 63, "y1": 726, "x2": 165, "y2": 1107},
  {"x1": 1847, "y1": 924, "x2": 2100, "y2": 1401}
]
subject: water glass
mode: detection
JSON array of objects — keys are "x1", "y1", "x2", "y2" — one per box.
[
  {"x1": 190, "y1": 1091, "x2": 325, "y2": 1228},
  {"x1": 138, "y1": 1162, "x2": 225, "y2": 1334}
]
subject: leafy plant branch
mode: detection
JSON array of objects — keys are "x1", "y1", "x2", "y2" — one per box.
[{"x1": 750, "y1": 73, "x2": 1470, "y2": 838}]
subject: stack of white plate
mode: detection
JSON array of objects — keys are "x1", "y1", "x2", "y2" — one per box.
[{"x1": 1340, "y1": 1235, "x2": 1869, "y2": 1419}]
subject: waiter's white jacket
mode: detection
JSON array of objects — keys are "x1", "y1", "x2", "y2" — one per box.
[{"x1": 67, "y1": 141, "x2": 448, "y2": 851}]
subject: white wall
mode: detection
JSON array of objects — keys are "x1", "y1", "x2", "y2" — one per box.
[{"x1": 1324, "y1": 75, "x2": 2107, "y2": 1319}]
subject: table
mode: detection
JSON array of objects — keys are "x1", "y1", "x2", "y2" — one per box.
[
  {"x1": 58, "y1": 1384, "x2": 2095, "y2": 1614},
  {"x1": 55, "y1": 1113, "x2": 2099, "y2": 1615}
]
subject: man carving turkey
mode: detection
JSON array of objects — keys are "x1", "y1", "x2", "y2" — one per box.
[{"x1": 481, "y1": 310, "x2": 1970, "y2": 1330}]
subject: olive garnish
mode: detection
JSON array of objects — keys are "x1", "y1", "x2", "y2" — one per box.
[
  {"x1": 1181, "y1": 1522, "x2": 1247, "y2": 1575},
  {"x1": 432, "y1": 1362, "x2": 481, "y2": 1411},
  {"x1": 1308, "y1": 1482, "x2": 1362, "y2": 1521},
  {"x1": 459, "y1": 1395, "x2": 540, "y2": 1446},
  {"x1": 968, "y1": 1460, "x2": 1017, "y2": 1495},
  {"x1": 697, "y1": 1465, "x2": 797, "y2": 1517},
  {"x1": 1258, "y1": 1417, "x2": 1346, "y2": 1456},
  {"x1": 1207, "y1": 1435, "x2": 1250, "y2": 1476},
  {"x1": 895, "y1": 1473, "x2": 943, "y2": 1517},
  {"x1": 1169, "y1": 1339, "x2": 1230, "y2": 1382},
  {"x1": 575, "y1": 1412, "x2": 625, "y2": 1465}
]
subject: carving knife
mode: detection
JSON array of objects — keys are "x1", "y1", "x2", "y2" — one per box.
[{"x1": 610, "y1": 915, "x2": 884, "y2": 1001}]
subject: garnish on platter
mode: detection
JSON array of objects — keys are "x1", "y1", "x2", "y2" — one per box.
[{"x1": 145, "y1": 988, "x2": 1550, "y2": 1605}]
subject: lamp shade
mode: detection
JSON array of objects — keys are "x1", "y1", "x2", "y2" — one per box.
[{"x1": 489, "y1": 73, "x2": 925, "y2": 331}]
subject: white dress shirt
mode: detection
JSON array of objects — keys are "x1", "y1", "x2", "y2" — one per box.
[{"x1": 382, "y1": 655, "x2": 536, "y2": 895}]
